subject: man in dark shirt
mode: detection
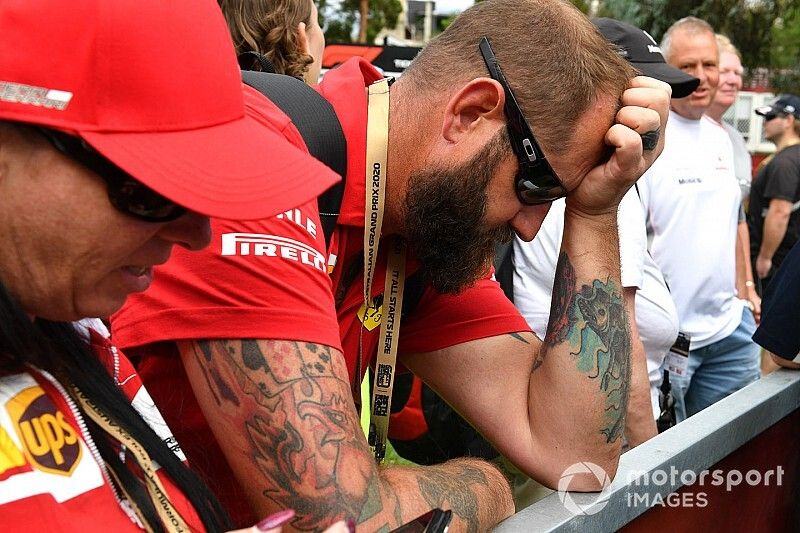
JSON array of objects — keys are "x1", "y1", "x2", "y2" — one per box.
[
  {"x1": 753, "y1": 239, "x2": 800, "y2": 369},
  {"x1": 749, "y1": 94, "x2": 800, "y2": 292}
]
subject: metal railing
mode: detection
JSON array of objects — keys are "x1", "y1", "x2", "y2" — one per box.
[{"x1": 494, "y1": 369, "x2": 800, "y2": 532}]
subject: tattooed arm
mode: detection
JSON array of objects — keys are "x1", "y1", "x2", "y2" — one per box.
[
  {"x1": 402, "y1": 214, "x2": 632, "y2": 491},
  {"x1": 177, "y1": 339, "x2": 513, "y2": 532}
]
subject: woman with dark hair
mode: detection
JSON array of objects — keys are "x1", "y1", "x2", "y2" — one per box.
[
  {"x1": 0, "y1": 0, "x2": 342, "y2": 531},
  {"x1": 220, "y1": 0, "x2": 326, "y2": 83}
]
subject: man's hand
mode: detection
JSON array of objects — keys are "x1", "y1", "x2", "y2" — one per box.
[
  {"x1": 756, "y1": 255, "x2": 773, "y2": 280},
  {"x1": 566, "y1": 76, "x2": 671, "y2": 217},
  {"x1": 745, "y1": 284, "x2": 762, "y2": 324}
]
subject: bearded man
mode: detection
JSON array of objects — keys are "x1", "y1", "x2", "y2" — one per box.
[{"x1": 111, "y1": 0, "x2": 670, "y2": 530}]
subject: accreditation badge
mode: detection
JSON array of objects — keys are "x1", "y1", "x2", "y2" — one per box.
[{"x1": 357, "y1": 297, "x2": 383, "y2": 331}]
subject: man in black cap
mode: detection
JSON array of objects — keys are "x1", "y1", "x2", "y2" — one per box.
[
  {"x1": 749, "y1": 94, "x2": 800, "y2": 292},
  {"x1": 592, "y1": 18, "x2": 699, "y2": 99}
]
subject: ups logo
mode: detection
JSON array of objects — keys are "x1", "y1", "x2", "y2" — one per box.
[{"x1": 7, "y1": 386, "x2": 81, "y2": 476}]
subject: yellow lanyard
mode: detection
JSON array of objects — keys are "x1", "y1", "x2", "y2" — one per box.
[
  {"x1": 71, "y1": 387, "x2": 191, "y2": 532},
  {"x1": 361, "y1": 78, "x2": 407, "y2": 462}
]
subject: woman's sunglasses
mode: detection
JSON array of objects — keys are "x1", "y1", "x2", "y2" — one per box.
[
  {"x1": 37, "y1": 127, "x2": 187, "y2": 222},
  {"x1": 479, "y1": 37, "x2": 567, "y2": 206}
]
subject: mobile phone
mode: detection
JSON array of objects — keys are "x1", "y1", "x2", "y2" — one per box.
[{"x1": 389, "y1": 508, "x2": 452, "y2": 533}]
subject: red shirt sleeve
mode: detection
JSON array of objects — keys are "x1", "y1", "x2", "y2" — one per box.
[
  {"x1": 398, "y1": 272, "x2": 531, "y2": 354},
  {"x1": 111, "y1": 201, "x2": 342, "y2": 351}
]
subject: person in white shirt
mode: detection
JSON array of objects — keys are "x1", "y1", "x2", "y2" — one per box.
[
  {"x1": 638, "y1": 17, "x2": 760, "y2": 421},
  {"x1": 705, "y1": 34, "x2": 761, "y2": 322}
]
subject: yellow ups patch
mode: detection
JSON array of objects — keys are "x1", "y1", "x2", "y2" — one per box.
[{"x1": 7, "y1": 386, "x2": 81, "y2": 477}]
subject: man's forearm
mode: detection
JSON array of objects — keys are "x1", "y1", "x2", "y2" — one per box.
[
  {"x1": 759, "y1": 209, "x2": 790, "y2": 261},
  {"x1": 375, "y1": 458, "x2": 513, "y2": 533},
  {"x1": 771, "y1": 353, "x2": 800, "y2": 369},
  {"x1": 529, "y1": 210, "x2": 631, "y2": 484},
  {"x1": 735, "y1": 222, "x2": 748, "y2": 293},
  {"x1": 178, "y1": 339, "x2": 512, "y2": 532}
]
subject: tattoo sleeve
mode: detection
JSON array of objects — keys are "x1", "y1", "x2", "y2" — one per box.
[
  {"x1": 544, "y1": 252, "x2": 631, "y2": 443},
  {"x1": 185, "y1": 339, "x2": 512, "y2": 531},
  {"x1": 190, "y1": 339, "x2": 376, "y2": 529}
]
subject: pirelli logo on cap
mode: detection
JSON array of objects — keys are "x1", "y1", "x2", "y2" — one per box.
[
  {"x1": 0, "y1": 81, "x2": 73, "y2": 110},
  {"x1": 6, "y1": 386, "x2": 82, "y2": 477}
]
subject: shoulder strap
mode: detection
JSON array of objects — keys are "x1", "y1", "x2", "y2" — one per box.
[
  {"x1": 241, "y1": 70, "x2": 347, "y2": 246},
  {"x1": 238, "y1": 51, "x2": 277, "y2": 73},
  {"x1": 242, "y1": 70, "x2": 432, "y2": 317},
  {"x1": 493, "y1": 241, "x2": 514, "y2": 303}
]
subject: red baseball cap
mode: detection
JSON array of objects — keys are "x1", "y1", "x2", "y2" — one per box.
[{"x1": 0, "y1": 0, "x2": 339, "y2": 221}]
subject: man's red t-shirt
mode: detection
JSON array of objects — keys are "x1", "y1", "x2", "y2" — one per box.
[{"x1": 111, "y1": 60, "x2": 529, "y2": 525}]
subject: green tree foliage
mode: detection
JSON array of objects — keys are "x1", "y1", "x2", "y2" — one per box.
[
  {"x1": 570, "y1": 0, "x2": 590, "y2": 13},
  {"x1": 319, "y1": 0, "x2": 402, "y2": 43},
  {"x1": 597, "y1": 0, "x2": 799, "y2": 91},
  {"x1": 770, "y1": 2, "x2": 800, "y2": 93}
]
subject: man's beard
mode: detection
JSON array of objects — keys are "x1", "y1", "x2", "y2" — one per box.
[{"x1": 404, "y1": 133, "x2": 514, "y2": 294}]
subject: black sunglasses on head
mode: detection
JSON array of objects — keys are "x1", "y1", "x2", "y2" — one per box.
[
  {"x1": 479, "y1": 37, "x2": 567, "y2": 206},
  {"x1": 37, "y1": 127, "x2": 187, "y2": 222},
  {"x1": 763, "y1": 112, "x2": 785, "y2": 122}
]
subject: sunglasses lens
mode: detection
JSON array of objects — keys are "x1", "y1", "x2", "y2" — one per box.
[
  {"x1": 107, "y1": 177, "x2": 187, "y2": 222},
  {"x1": 38, "y1": 127, "x2": 186, "y2": 222},
  {"x1": 516, "y1": 170, "x2": 566, "y2": 205}
]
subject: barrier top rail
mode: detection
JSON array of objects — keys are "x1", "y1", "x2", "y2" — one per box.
[{"x1": 494, "y1": 369, "x2": 800, "y2": 533}]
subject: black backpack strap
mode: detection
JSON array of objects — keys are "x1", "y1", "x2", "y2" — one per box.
[
  {"x1": 238, "y1": 51, "x2": 276, "y2": 73},
  {"x1": 241, "y1": 70, "x2": 347, "y2": 247},
  {"x1": 493, "y1": 241, "x2": 514, "y2": 303}
]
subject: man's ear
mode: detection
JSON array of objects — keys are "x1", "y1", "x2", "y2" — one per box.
[
  {"x1": 297, "y1": 21, "x2": 310, "y2": 55},
  {"x1": 441, "y1": 78, "x2": 506, "y2": 143}
]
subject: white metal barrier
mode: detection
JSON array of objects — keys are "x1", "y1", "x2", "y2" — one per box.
[{"x1": 494, "y1": 369, "x2": 800, "y2": 532}]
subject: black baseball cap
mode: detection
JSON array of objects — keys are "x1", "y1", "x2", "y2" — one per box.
[
  {"x1": 592, "y1": 18, "x2": 700, "y2": 99},
  {"x1": 755, "y1": 94, "x2": 800, "y2": 119}
]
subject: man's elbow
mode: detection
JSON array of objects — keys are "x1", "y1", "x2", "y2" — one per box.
[
  {"x1": 537, "y1": 450, "x2": 620, "y2": 492},
  {"x1": 771, "y1": 353, "x2": 800, "y2": 369},
  {"x1": 768, "y1": 208, "x2": 792, "y2": 224}
]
